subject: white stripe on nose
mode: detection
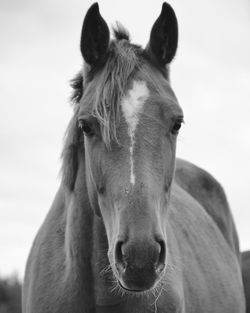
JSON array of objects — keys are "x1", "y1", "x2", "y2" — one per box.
[{"x1": 121, "y1": 81, "x2": 149, "y2": 185}]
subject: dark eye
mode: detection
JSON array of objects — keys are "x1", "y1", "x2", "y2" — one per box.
[
  {"x1": 171, "y1": 119, "x2": 183, "y2": 135},
  {"x1": 78, "y1": 119, "x2": 93, "y2": 137}
]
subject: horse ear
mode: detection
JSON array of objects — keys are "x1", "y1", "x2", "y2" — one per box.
[
  {"x1": 146, "y1": 2, "x2": 178, "y2": 65},
  {"x1": 80, "y1": 3, "x2": 110, "y2": 67}
]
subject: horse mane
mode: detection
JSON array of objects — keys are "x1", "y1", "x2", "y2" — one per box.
[
  {"x1": 70, "y1": 72, "x2": 84, "y2": 105},
  {"x1": 61, "y1": 107, "x2": 80, "y2": 191}
]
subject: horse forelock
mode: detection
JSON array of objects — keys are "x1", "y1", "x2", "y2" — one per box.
[
  {"x1": 81, "y1": 34, "x2": 143, "y2": 147},
  {"x1": 112, "y1": 23, "x2": 130, "y2": 41}
]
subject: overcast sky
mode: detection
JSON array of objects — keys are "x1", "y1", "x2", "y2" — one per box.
[{"x1": 0, "y1": 0, "x2": 249, "y2": 278}]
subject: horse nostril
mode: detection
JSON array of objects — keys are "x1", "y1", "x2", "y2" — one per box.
[
  {"x1": 115, "y1": 241, "x2": 126, "y2": 272},
  {"x1": 155, "y1": 239, "x2": 166, "y2": 273}
]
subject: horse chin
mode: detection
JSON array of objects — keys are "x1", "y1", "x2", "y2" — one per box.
[
  {"x1": 117, "y1": 275, "x2": 161, "y2": 294},
  {"x1": 118, "y1": 281, "x2": 148, "y2": 293}
]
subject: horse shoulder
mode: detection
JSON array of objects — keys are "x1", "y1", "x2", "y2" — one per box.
[
  {"x1": 168, "y1": 184, "x2": 245, "y2": 313},
  {"x1": 174, "y1": 158, "x2": 240, "y2": 259},
  {"x1": 22, "y1": 186, "x2": 68, "y2": 313}
]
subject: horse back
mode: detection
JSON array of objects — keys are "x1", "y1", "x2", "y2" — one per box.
[{"x1": 174, "y1": 158, "x2": 240, "y2": 259}]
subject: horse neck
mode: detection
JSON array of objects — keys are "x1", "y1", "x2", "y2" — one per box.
[
  {"x1": 64, "y1": 156, "x2": 93, "y2": 269},
  {"x1": 63, "y1": 157, "x2": 97, "y2": 312},
  {"x1": 64, "y1": 157, "x2": 122, "y2": 307}
]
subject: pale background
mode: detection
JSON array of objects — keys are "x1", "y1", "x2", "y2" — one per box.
[{"x1": 0, "y1": 0, "x2": 249, "y2": 278}]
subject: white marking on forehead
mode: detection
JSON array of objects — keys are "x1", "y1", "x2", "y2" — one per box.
[
  {"x1": 121, "y1": 81, "x2": 149, "y2": 136},
  {"x1": 129, "y1": 146, "x2": 135, "y2": 185},
  {"x1": 121, "y1": 80, "x2": 149, "y2": 185}
]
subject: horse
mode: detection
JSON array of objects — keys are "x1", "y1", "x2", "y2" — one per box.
[
  {"x1": 242, "y1": 251, "x2": 250, "y2": 313},
  {"x1": 22, "y1": 3, "x2": 245, "y2": 313}
]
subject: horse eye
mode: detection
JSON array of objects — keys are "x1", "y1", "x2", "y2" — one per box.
[
  {"x1": 171, "y1": 119, "x2": 183, "y2": 135},
  {"x1": 78, "y1": 119, "x2": 93, "y2": 137}
]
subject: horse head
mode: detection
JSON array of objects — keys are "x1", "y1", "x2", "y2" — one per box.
[{"x1": 71, "y1": 2, "x2": 183, "y2": 292}]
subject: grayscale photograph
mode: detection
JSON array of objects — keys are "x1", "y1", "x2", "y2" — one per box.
[{"x1": 0, "y1": 0, "x2": 249, "y2": 312}]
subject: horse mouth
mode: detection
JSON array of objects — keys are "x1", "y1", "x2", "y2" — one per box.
[
  {"x1": 118, "y1": 280, "x2": 151, "y2": 293},
  {"x1": 113, "y1": 258, "x2": 166, "y2": 293},
  {"x1": 117, "y1": 269, "x2": 163, "y2": 293}
]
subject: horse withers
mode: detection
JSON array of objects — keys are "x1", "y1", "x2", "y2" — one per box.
[{"x1": 22, "y1": 3, "x2": 245, "y2": 313}]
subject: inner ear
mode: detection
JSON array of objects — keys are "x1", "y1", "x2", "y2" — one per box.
[
  {"x1": 146, "y1": 2, "x2": 178, "y2": 66},
  {"x1": 80, "y1": 3, "x2": 110, "y2": 67}
]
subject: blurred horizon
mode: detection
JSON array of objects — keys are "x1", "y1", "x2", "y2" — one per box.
[{"x1": 0, "y1": 0, "x2": 249, "y2": 278}]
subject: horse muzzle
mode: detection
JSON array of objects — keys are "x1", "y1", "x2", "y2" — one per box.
[{"x1": 114, "y1": 237, "x2": 166, "y2": 291}]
